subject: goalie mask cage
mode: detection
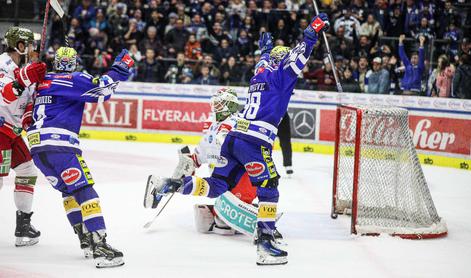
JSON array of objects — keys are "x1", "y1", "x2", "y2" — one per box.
[{"x1": 331, "y1": 105, "x2": 447, "y2": 239}]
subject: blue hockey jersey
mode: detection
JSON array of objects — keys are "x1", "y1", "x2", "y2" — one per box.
[
  {"x1": 233, "y1": 36, "x2": 316, "y2": 145},
  {"x1": 27, "y1": 68, "x2": 128, "y2": 154}
]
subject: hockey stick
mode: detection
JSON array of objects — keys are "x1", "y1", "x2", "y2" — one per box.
[
  {"x1": 39, "y1": 0, "x2": 51, "y2": 54},
  {"x1": 39, "y1": 0, "x2": 65, "y2": 54},
  {"x1": 312, "y1": 0, "x2": 343, "y2": 93},
  {"x1": 143, "y1": 192, "x2": 175, "y2": 229},
  {"x1": 143, "y1": 146, "x2": 191, "y2": 229}
]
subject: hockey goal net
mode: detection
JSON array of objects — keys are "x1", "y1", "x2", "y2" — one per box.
[{"x1": 331, "y1": 104, "x2": 447, "y2": 239}]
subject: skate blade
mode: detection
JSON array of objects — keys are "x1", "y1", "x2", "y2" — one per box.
[
  {"x1": 95, "y1": 257, "x2": 125, "y2": 268},
  {"x1": 256, "y1": 254, "x2": 288, "y2": 266},
  {"x1": 15, "y1": 237, "x2": 39, "y2": 247},
  {"x1": 144, "y1": 175, "x2": 159, "y2": 209}
]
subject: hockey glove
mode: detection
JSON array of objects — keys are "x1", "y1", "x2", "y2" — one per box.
[
  {"x1": 304, "y1": 13, "x2": 330, "y2": 42},
  {"x1": 258, "y1": 32, "x2": 274, "y2": 55},
  {"x1": 112, "y1": 49, "x2": 135, "y2": 74},
  {"x1": 14, "y1": 62, "x2": 47, "y2": 90}
]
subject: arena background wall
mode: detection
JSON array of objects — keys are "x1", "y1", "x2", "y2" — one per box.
[{"x1": 80, "y1": 82, "x2": 471, "y2": 171}]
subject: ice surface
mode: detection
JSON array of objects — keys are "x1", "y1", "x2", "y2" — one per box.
[{"x1": 0, "y1": 140, "x2": 470, "y2": 278}]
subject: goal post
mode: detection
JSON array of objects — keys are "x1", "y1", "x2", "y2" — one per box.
[{"x1": 331, "y1": 104, "x2": 447, "y2": 239}]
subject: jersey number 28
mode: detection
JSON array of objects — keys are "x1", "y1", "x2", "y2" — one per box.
[{"x1": 241, "y1": 92, "x2": 261, "y2": 120}]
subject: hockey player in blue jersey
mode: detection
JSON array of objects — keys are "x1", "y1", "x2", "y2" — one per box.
[
  {"x1": 144, "y1": 13, "x2": 330, "y2": 265},
  {"x1": 27, "y1": 47, "x2": 134, "y2": 268}
]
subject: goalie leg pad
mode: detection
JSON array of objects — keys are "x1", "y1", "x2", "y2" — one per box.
[
  {"x1": 214, "y1": 192, "x2": 258, "y2": 237},
  {"x1": 194, "y1": 204, "x2": 215, "y2": 233}
]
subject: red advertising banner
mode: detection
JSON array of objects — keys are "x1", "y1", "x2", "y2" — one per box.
[
  {"x1": 409, "y1": 115, "x2": 470, "y2": 155},
  {"x1": 319, "y1": 109, "x2": 336, "y2": 142},
  {"x1": 320, "y1": 109, "x2": 471, "y2": 156},
  {"x1": 82, "y1": 99, "x2": 138, "y2": 128},
  {"x1": 142, "y1": 100, "x2": 211, "y2": 132}
]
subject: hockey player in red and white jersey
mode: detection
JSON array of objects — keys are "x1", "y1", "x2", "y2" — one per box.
[{"x1": 0, "y1": 27, "x2": 46, "y2": 246}]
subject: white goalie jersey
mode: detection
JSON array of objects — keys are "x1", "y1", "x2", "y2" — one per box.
[
  {"x1": 193, "y1": 114, "x2": 236, "y2": 168},
  {"x1": 0, "y1": 53, "x2": 35, "y2": 137}
]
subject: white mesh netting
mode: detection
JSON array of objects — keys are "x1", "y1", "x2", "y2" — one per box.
[{"x1": 333, "y1": 105, "x2": 447, "y2": 239}]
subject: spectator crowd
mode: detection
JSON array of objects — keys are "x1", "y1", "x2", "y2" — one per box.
[{"x1": 44, "y1": 0, "x2": 470, "y2": 98}]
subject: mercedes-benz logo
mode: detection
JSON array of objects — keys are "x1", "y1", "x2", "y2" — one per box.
[{"x1": 293, "y1": 110, "x2": 315, "y2": 137}]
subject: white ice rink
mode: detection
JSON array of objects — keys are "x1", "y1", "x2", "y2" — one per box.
[{"x1": 0, "y1": 139, "x2": 470, "y2": 278}]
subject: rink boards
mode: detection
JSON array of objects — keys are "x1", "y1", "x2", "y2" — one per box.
[{"x1": 79, "y1": 82, "x2": 471, "y2": 171}]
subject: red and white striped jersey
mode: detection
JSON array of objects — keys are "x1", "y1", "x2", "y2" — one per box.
[{"x1": 0, "y1": 53, "x2": 34, "y2": 138}]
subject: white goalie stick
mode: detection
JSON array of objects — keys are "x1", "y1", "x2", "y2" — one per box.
[
  {"x1": 312, "y1": 0, "x2": 343, "y2": 93},
  {"x1": 143, "y1": 146, "x2": 192, "y2": 229},
  {"x1": 40, "y1": 0, "x2": 65, "y2": 54}
]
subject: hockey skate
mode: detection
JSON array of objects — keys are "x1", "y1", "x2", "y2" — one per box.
[
  {"x1": 15, "y1": 211, "x2": 40, "y2": 247},
  {"x1": 91, "y1": 231, "x2": 124, "y2": 268},
  {"x1": 73, "y1": 223, "x2": 92, "y2": 258},
  {"x1": 143, "y1": 175, "x2": 183, "y2": 209},
  {"x1": 256, "y1": 228, "x2": 288, "y2": 265}
]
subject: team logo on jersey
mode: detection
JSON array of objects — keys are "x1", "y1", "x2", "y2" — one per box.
[
  {"x1": 216, "y1": 156, "x2": 228, "y2": 167},
  {"x1": 46, "y1": 176, "x2": 58, "y2": 187},
  {"x1": 61, "y1": 168, "x2": 82, "y2": 185},
  {"x1": 244, "y1": 162, "x2": 266, "y2": 177}
]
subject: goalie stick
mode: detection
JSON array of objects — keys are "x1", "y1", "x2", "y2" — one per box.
[{"x1": 143, "y1": 146, "x2": 191, "y2": 229}]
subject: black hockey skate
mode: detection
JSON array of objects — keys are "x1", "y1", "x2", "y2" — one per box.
[
  {"x1": 256, "y1": 228, "x2": 288, "y2": 265},
  {"x1": 91, "y1": 231, "x2": 124, "y2": 268},
  {"x1": 15, "y1": 211, "x2": 40, "y2": 247},
  {"x1": 143, "y1": 176, "x2": 183, "y2": 209},
  {"x1": 73, "y1": 223, "x2": 92, "y2": 258}
]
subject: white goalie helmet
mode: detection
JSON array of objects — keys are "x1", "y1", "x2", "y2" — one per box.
[{"x1": 211, "y1": 88, "x2": 239, "y2": 122}]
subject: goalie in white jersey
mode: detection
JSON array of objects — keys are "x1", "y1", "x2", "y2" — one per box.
[
  {"x1": 0, "y1": 27, "x2": 46, "y2": 247},
  {"x1": 145, "y1": 88, "x2": 271, "y2": 237}
]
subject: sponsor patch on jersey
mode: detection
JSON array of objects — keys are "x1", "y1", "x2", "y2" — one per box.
[
  {"x1": 244, "y1": 162, "x2": 266, "y2": 177},
  {"x1": 261, "y1": 146, "x2": 277, "y2": 179},
  {"x1": 54, "y1": 74, "x2": 72, "y2": 79},
  {"x1": 61, "y1": 168, "x2": 82, "y2": 185},
  {"x1": 38, "y1": 80, "x2": 52, "y2": 90},
  {"x1": 236, "y1": 119, "x2": 250, "y2": 132},
  {"x1": 27, "y1": 133, "x2": 40, "y2": 147},
  {"x1": 46, "y1": 176, "x2": 59, "y2": 186}
]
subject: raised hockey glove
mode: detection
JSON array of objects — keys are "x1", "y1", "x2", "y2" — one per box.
[
  {"x1": 259, "y1": 32, "x2": 274, "y2": 55},
  {"x1": 304, "y1": 13, "x2": 330, "y2": 42},
  {"x1": 112, "y1": 49, "x2": 135, "y2": 74},
  {"x1": 14, "y1": 62, "x2": 47, "y2": 90}
]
